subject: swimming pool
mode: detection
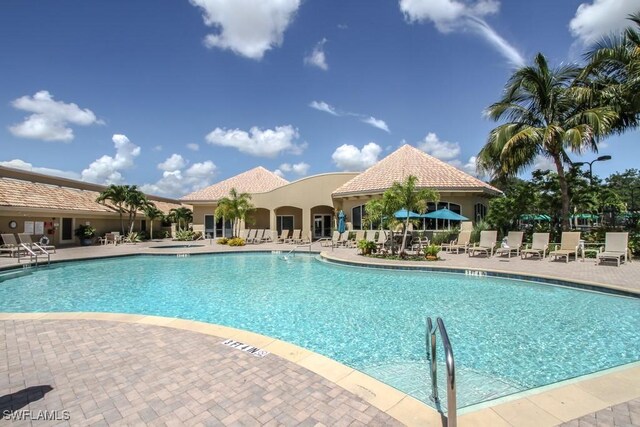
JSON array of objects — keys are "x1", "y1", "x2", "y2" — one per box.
[{"x1": 0, "y1": 253, "x2": 638, "y2": 408}]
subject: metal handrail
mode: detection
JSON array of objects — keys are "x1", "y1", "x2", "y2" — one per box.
[
  {"x1": 284, "y1": 243, "x2": 312, "y2": 257},
  {"x1": 18, "y1": 243, "x2": 39, "y2": 267},
  {"x1": 32, "y1": 243, "x2": 51, "y2": 265},
  {"x1": 427, "y1": 317, "x2": 456, "y2": 427}
]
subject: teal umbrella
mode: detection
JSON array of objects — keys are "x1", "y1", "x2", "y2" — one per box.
[
  {"x1": 338, "y1": 210, "x2": 346, "y2": 234},
  {"x1": 394, "y1": 209, "x2": 421, "y2": 218},
  {"x1": 422, "y1": 208, "x2": 468, "y2": 221}
]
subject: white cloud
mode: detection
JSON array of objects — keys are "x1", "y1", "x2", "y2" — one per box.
[
  {"x1": 187, "y1": 143, "x2": 200, "y2": 151},
  {"x1": 274, "y1": 162, "x2": 310, "y2": 177},
  {"x1": 399, "y1": 0, "x2": 525, "y2": 67},
  {"x1": 304, "y1": 38, "x2": 328, "y2": 70},
  {"x1": 80, "y1": 134, "x2": 141, "y2": 185},
  {"x1": 332, "y1": 142, "x2": 382, "y2": 171},
  {"x1": 449, "y1": 156, "x2": 480, "y2": 177},
  {"x1": 205, "y1": 125, "x2": 305, "y2": 157},
  {"x1": 8, "y1": 90, "x2": 102, "y2": 142},
  {"x1": 417, "y1": 132, "x2": 461, "y2": 160},
  {"x1": 569, "y1": 0, "x2": 640, "y2": 44},
  {"x1": 361, "y1": 116, "x2": 390, "y2": 133},
  {"x1": 158, "y1": 154, "x2": 187, "y2": 172},
  {"x1": 309, "y1": 100, "x2": 339, "y2": 116},
  {"x1": 532, "y1": 155, "x2": 555, "y2": 172},
  {"x1": 153, "y1": 145, "x2": 163, "y2": 151},
  {"x1": 189, "y1": 0, "x2": 301, "y2": 60},
  {"x1": 142, "y1": 160, "x2": 217, "y2": 198},
  {"x1": 0, "y1": 159, "x2": 80, "y2": 180}
]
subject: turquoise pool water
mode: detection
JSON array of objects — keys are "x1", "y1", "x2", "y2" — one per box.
[{"x1": 0, "y1": 253, "x2": 638, "y2": 408}]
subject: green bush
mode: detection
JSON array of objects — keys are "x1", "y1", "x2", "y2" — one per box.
[
  {"x1": 423, "y1": 244, "x2": 440, "y2": 259},
  {"x1": 227, "y1": 237, "x2": 246, "y2": 246},
  {"x1": 216, "y1": 237, "x2": 229, "y2": 245},
  {"x1": 357, "y1": 239, "x2": 377, "y2": 254},
  {"x1": 126, "y1": 232, "x2": 141, "y2": 243},
  {"x1": 175, "y1": 230, "x2": 196, "y2": 241},
  {"x1": 471, "y1": 220, "x2": 489, "y2": 243},
  {"x1": 152, "y1": 230, "x2": 170, "y2": 239},
  {"x1": 431, "y1": 228, "x2": 458, "y2": 245}
]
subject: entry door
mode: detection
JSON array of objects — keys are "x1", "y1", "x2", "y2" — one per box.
[
  {"x1": 313, "y1": 216, "x2": 323, "y2": 239},
  {"x1": 204, "y1": 215, "x2": 215, "y2": 238},
  {"x1": 61, "y1": 218, "x2": 74, "y2": 243}
]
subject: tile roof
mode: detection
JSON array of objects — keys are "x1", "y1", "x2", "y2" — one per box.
[
  {"x1": 332, "y1": 144, "x2": 501, "y2": 196},
  {"x1": 0, "y1": 177, "x2": 182, "y2": 214},
  {"x1": 181, "y1": 167, "x2": 289, "y2": 201}
]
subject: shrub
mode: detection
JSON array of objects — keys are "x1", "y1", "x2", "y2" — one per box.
[
  {"x1": 357, "y1": 239, "x2": 377, "y2": 255},
  {"x1": 423, "y1": 244, "x2": 440, "y2": 259},
  {"x1": 471, "y1": 220, "x2": 489, "y2": 243},
  {"x1": 126, "y1": 232, "x2": 141, "y2": 243},
  {"x1": 74, "y1": 224, "x2": 96, "y2": 238},
  {"x1": 152, "y1": 230, "x2": 170, "y2": 239},
  {"x1": 227, "y1": 237, "x2": 246, "y2": 246},
  {"x1": 175, "y1": 230, "x2": 196, "y2": 241},
  {"x1": 216, "y1": 237, "x2": 229, "y2": 245},
  {"x1": 431, "y1": 228, "x2": 458, "y2": 245}
]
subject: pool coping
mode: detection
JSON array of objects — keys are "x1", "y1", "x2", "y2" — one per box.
[
  {"x1": 1, "y1": 312, "x2": 639, "y2": 426},
  {"x1": 320, "y1": 251, "x2": 640, "y2": 298}
]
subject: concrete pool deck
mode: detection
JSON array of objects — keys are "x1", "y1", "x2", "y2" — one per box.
[{"x1": 0, "y1": 240, "x2": 639, "y2": 425}]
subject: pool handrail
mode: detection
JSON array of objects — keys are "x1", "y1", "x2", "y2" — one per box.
[{"x1": 427, "y1": 316, "x2": 457, "y2": 427}]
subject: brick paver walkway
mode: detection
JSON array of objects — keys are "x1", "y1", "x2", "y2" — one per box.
[
  {"x1": 0, "y1": 320, "x2": 401, "y2": 426},
  {"x1": 560, "y1": 398, "x2": 640, "y2": 426}
]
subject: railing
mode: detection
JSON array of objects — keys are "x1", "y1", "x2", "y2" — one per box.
[
  {"x1": 284, "y1": 243, "x2": 312, "y2": 257},
  {"x1": 426, "y1": 317, "x2": 456, "y2": 427},
  {"x1": 17, "y1": 243, "x2": 50, "y2": 267}
]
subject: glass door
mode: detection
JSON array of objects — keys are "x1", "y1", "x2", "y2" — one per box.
[
  {"x1": 204, "y1": 215, "x2": 215, "y2": 238},
  {"x1": 313, "y1": 216, "x2": 323, "y2": 239},
  {"x1": 61, "y1": 218, "x2": 73, "y2": 243}
]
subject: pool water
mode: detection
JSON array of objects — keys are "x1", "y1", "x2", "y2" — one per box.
[{"x1": 0, "y1": 253, "x2": 638, "y2": 408}]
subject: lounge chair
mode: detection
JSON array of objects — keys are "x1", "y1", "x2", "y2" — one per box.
[
  {"x1": 0, "y1": 233, "x2": 24, "y2": 258},
  {"x1": 596, "y1": 232, "x2": 629, "y2": 266},
  {"x1": 549, "y1": 232, "x2": 581, "y2": 263},
  {"x1": 495, "y1": 231, "x2": 524, "y2": 258},
  {"x1": 301, "y1": 230, "x2": 312, "y2": 244},
  {"x1": 245, "y1": 229, "x2": 258, "y2": 244},
  {"x1": 239, "y1": 229, "x2": 249, "y2": 240},
  {"x1": 18, "y1": 233, "x2": 56, "y2": 253},
  {"x1": 276, "y1": 229, "x2": 289, "y2": 244},
  {"x1": 468, "y1": 231, "x2": 498, "y2": 257},
  {"x1": 254, "y1": 229, "x2": 265, "y2": 243},
  {"x1": 444, "y1": 231, "x2": 471, "y2": 254},
  {"x1": 265, "y1": 230, "x2": 278, "y2": 243},
  {"x1": 286, "y1": 229, "x2": 301, "y2": 244},
  {"x1": 349, "y1": 230, "x2": 366, "y2": 248},
  {"x1": 521, "y1": 233, "x2": 549, "y2": 260},
  {"x1": 411, "y1": 233, "x2": 429, "y2": 253}
]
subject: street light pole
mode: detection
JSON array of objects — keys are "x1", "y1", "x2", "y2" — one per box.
[{"x1": 573, "y1": 155, "x2": 612, "y2": 185}]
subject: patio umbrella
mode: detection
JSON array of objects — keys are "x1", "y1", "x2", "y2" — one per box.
[
  {"x1": 422, "y1": 208, "x2": 468, "y2": 221},
  {"x1": 337, "y1": 210, "x2": 346, "y2": 234},
  {"x1": 394, "y1": 209, "x2": 421, "y2": 219}
]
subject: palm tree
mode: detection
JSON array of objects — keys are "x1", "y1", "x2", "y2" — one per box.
[
  {"x1": 583, "y1": 11, "x2": 640, "y2": 133},
  {"x1": 384, "y1": 175, "x2": 439, "y2": 254},
  {"x1": 96, "y1": 185, "x2": 127, "y2": 234},
  {"x1": 215, "y1": 188, "x2": 255, "y2": 237},
  {"x1": 144, "y1": 204, "x2": 164, "y2": 240},
  {"x1": 477, "y1": 53, "x2": 618, "y2": 230},
  {"x1": 123, "y1": 186, "x2": 151, "y2": 234},
  {"x1": 168, "y1": 207, "x2": 193, "y2": 231}
]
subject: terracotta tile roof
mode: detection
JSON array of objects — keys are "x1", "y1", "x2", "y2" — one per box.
[
  {"x1": 332, "y1": 144, "x2": 501, "y2": 196},
  {"x1": 181, "y1": 167, "x2": 289, "y2": 201},
  {"x1": 0, "y1": 177, "x2": 118, "y2": 212},
  {"x1": 0, "y1": 177, "x2": 183, "y2": 214}
]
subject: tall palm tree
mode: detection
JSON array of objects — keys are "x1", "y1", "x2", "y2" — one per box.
[
  {"x1": 168, "y1": 207, "x2": 193, "y2": 231},
  {"x1": 583, "y1": 11, "x2": 640, "y2": 132},
  {"x1": 123, "y1": 186, "x2": 151, "y2": 234},
  {"x1": 144, "y1": 204, "x2": 164, "y2": 240},
  {"x1": 96, "y1": 185, "x2": 127, "y2": 234},
  {"x1": 477, "y1": 53, "x2": 618, "y2": 230},
  {"x1": 215, "y1": 188, "x2": 255, "y2": 237},
  {"x1": 385, "y1": 175, "x2": 439, "y2": 254}
]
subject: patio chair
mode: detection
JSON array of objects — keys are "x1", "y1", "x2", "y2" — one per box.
[
  {"x1": 468, "y1": 230, "x2": 498, "y2": 257},
  {"x1": 18, "y1": 233, "x2": 56, "y2": 253},
  {"x1": 596, "y1": 232, "x2": 629, "y2": 267},
  {"x1": 301, "y1": 230, "x2": 312, "y2": 244},
  {"x1": 0, "y1": 233, "x2": 24, "y2": 258},
  {"x1": 264, "y1": 230, "x2": 278, "y2": 243},
  {"x1": 254, "y1": 229, "x2": 265, "y2": 243},
  {"x1": 549, "y1": 232, "x2": 581, "y2": 263},
  {"x1": 521, "y1": 233, "x2": 550, "y2": 260},
  {"x1": 285, "y1": 229, "x2": 301, "y2": 244},
  {"x1": 495, "y1": 231, "x2": 524, "y2": 258},
  {"x1": 239, "y1": 229, "x2": 249, "y2": 240},
  {"x1": 411, "y1": 233, "x2": 429, "y2": 253},
  {"x1": 349, "y1": 230, "x2": 365, "y2": 248},
  {"x1": 444, "y1": 230, "x2": 471, "y2": 254},
  {"x1": 245, "y1": 229, "x2": 257, "y2": 244},
  {"x1": 337, "y1": 231, "x2": 350, "y2": 247},
  {"x1": 374, "y1": 231, "x2": 389, "y2": 251},
  {"x1": 276, "y1": 229, "x2": 289, "y2": 244}
]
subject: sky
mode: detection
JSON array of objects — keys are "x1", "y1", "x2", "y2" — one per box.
[{"x1": 1, "y1": 0, "x2": 639, "y2": 199}]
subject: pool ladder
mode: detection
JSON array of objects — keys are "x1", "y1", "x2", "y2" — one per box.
[{"x1": 426, "y1": 317, "x2": 457, "y2": 427}]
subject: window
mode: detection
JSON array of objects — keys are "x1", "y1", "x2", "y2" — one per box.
[
  {"x1": 474, "y1": 203, "x2": 487, "y2": 222},
  {"x1": 352, "y1": 205, "x2": 365, "y2": 230},
  {"x1": 423, "y1": 202, "x2": 462, "y2": 230},
  {"x1": 276, "y1": 216, "x2": 294, "y2": 234}
]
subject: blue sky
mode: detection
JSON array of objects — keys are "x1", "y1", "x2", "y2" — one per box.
[{"x1": 1, "y1": 0, "x2": 639, "y2": 198}]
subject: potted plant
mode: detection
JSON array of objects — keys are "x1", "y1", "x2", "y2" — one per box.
[
  {"x1": 423, "y1": 244, "x2": 440, "y2": 261},
  {"x1": 357, "y1": 239, "x2": 377, "y2": 255},
  {"x1": 74, "y1": 224, "x2": 96, "y2": 246}
]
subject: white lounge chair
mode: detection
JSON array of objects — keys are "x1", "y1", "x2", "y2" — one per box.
[
  {"x1": 596, "y1": 232, "x2": 629, "y2": 266},
  {"x1": 18, "y1": 233, "x2": 56, "y2": 253},
  {"x1": 444, "y1": 230, "x2": 471, "y2": 254},
  {"x1": 468, "y1": 231, "x2": 498, "y2": 257},
  {"x1": 495, "y1": 231, "x2": 524, "y2": 258},
  {"x1": 286, "y1": 229, "x2": 301, "y2": 244},
  {"x1": 521, "y1": 233, "x2": 549, "y2": 260},
  {"x1": 276, "y1": 229, "x2": 289, "y2": 244},
  {"x1": 265, "y1": 230, "x2": 278, "y2": 243},
  {"x1": 1, "y1": 233, "x2": 24, "y2": 258},
  {"x1": 549, "y1": 232, "x2": 581, "y2": 263},
  {"x1": 349, "y1": 230, "x2": 365, "y2": 248},
  {"x1": 245, "y1": 229, "x2": 258, "y2": 244},
  {"x1": 374, "y1": 230, "x2": 388, "y2": 251}
]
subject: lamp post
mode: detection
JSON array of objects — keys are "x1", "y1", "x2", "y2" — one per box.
[{"x1": 573, "y1": 155, "x2": 612, "y2": 185}]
